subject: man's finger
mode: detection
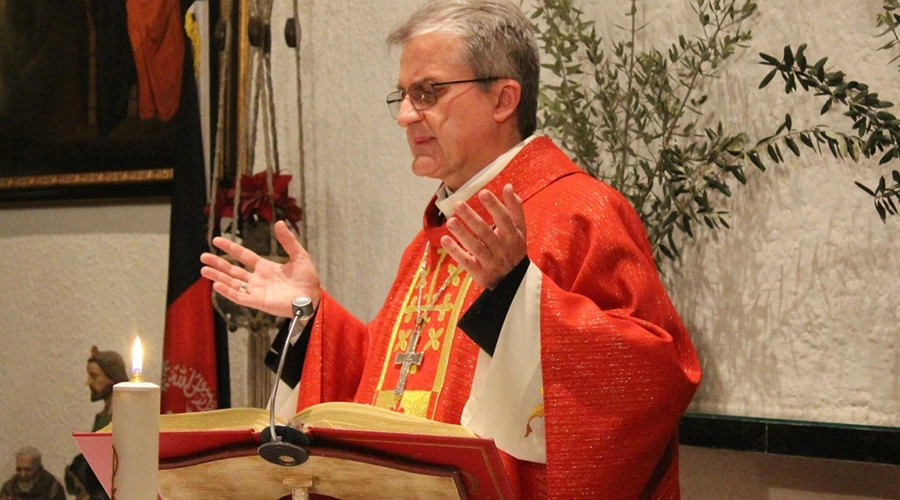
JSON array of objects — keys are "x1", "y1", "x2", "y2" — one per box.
[
  {"x1": 441, "y1": 234, "x2": 479, "y2": 270},
  {"x1": 274, "y1": 221, "x2": 307, "y2": 260},
  {"x1": 200, "y1": 265, "x2": 247, "y2": 290},
  {"x1": 212, "y1": 236, "x2": 261, "y2": 270},
  {"x1": 447, "y1": 217, "x2": 494, "y2": 262},
  {"x1": 502, "y1": 184, "x2": 526, "y2": 234},
  {"x1": 454, "y1": 201, "x2": 500, "y2": 247},
  {"x1": 200, "y1": 253, "x2": 252, "y2": 282},
  {"x1": 478, "y1": 189, "x2": 517, "y2": 238},
  {"x1": 212, "y1": 281, "x2": 257, "y2": 308}
]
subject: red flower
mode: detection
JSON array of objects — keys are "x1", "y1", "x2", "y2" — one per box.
[{"x1": 205, "y1": 171, "x2": 303, "y2": 230}]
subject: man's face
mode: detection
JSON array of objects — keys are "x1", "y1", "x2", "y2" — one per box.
[
  {"x1": 86, "y1": 361, "x2": 114, "y2": 402},
  {"x1": 395, "y1": 32, "x2": 500, "y2": 190},
  {"x1": 15, "y1": 455, "x2": 38, "y2": 489}
]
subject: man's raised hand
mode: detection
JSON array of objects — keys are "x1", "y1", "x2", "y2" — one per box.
[
  {"x1": 200, "y1": 220, "x2": 321, "y2": 318},
  {"x1": 441, "y1": 184, "x2": 527, "y2": 290}
]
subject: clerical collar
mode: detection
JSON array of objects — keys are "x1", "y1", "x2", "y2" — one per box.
[{"x1": 435, "y1": 135, "x2": 538, "y2": 218}]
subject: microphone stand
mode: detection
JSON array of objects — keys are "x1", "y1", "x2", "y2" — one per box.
[{"x1": 258, "y1": 296, "x2": 314, "y2": 466}]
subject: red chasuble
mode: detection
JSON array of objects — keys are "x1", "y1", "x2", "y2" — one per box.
[{"x1": 296, "y1": 137, "x2": 701, "y2": 499}]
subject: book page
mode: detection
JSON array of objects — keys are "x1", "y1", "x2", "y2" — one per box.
[
  {"x1": 290, "y1": 402, "x2": 476, "y2": 438},
  {"x1": 97, "y1": 407, "x2": 277, "y2": 433}
]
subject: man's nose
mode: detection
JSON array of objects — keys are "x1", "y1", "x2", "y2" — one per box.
[{"x1": 396, "y1": 97, "x2": 422, "y2": 127}]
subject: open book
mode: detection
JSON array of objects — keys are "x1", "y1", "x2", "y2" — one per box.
[
  {"x1": 75, "y1": 402, "x2": 513, "y2": 500},
  {"x1": 145, "y1": 401, "x2": 476, "y2": 437}
]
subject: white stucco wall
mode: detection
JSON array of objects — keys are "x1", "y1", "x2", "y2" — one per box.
[
  {"x1": 0, "y1": 203, "x2": 170, "y2": 487},
  {"x1": 647, "y1": 0, "x2": 900, "y2": 427},
  {"x1": 0, "y1": 0, "x2": 897, "y2": 496}
]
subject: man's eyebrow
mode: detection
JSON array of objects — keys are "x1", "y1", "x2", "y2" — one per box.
[{"x1": 396, "y1": 78, "x2": 433, "y2": 91}]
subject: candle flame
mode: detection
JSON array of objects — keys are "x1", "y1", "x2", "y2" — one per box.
[{"x1": 131, "y1": 337, "x2": 144, "y2": 382}]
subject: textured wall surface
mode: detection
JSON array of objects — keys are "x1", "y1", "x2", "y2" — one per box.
[
  {"x1": 0, "y1": 203, "x2": 170, "y2": 484},
  {"x1": 641, "y1": 0, "x2": 900, "y2": 427},
  {"x1": 0, "y1": 0, "x2": 897, "y2": 496}
]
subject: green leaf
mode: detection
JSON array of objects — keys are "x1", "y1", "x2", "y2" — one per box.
[
  {"x1": 855, "y1": 181, "x2": 876, "y2": 197},
  {"x1": 847, "y1": 138, "x2": 859, "y2": 162},
  {"x1": 659, "y1": 245, "x2": 675, "y2": 260},
  {"x1": 800, "y1": 133, "x2": 814, "y2": 148},
  {"x1": 782, "y1": 45, "x2": 794, "y2": 67},
  {"x1": 796, "y1": 43, "x2": 808, "y2": 70},
  {"x1": 682, "y1": 214, "x2": 693, "y2": 238},
  {"x1": 876, "y1": 201, "x2": 887, "y2": 221},
  {"x1": 759, "y1": 52, "x2": 781, "y2": 66},
  {"x1": 748, "y1": 151, "x2": 766, "y2": 171},
  {"x1": 767, "y1": 144, "x2": 780, "y2": 162},
  {"x1": 812, "y1": 57, "x2": 827, "y2": 80},
  {"x1": 785, "y1": 137, "x2": 800, "y2": 156},
  {"x1": 759, "y1": 69, "x2": 777, "y2": 88}
]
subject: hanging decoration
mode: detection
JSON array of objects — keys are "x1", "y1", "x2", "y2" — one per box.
[{"x1": 206, "y1": 0, "x2": 307, "y2": 407}]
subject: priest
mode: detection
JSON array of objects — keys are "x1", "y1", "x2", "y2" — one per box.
[{"x1": 200, "y1": 0, "x2": 700, "y2": 497}]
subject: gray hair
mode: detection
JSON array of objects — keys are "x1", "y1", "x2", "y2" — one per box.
[
  {"x1": 16, "y1": 446, "x2": 41, "y2": 466},
  {"x1": 387, "y1": 0, "x2": 539, "y2": 139}
]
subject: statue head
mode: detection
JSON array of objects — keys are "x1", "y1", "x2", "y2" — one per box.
[
  {"x1": 14, "y1": 446, "x2": 41, "y2": 492},
  {"x1": 86, "y1": 346, "x2": 128, "y2": 403}
]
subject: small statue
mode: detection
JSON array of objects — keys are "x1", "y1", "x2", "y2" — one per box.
[
  {"x1": 65, "y1": 346, "x2": 129, "y2": 500},
  {"x1": 0, "y1": 446, "x2": 65, "y2": 500}
]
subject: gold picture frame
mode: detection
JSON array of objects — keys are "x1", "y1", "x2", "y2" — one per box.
[{"x1": 0, "y1": 0, "x2": 176, "y2": 203}]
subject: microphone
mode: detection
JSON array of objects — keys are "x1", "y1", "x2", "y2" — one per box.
[{"x1": 258, "y1": 296, "x2": 315, "y2": 466}]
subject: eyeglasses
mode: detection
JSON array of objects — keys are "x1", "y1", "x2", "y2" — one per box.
[{"x1": 386, "y1": 77, "x2": 500, "y2": 119}]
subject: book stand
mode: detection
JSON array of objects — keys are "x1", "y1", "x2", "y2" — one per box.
[
  {"x1": 156, "y1": 445, "x2": 468, "y2": 499},
  {"x1": 72, "y1": 406, "x2": 515, "y2": 499}
]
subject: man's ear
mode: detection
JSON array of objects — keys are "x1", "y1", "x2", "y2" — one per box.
[{"x1": 493, "y1": 79, "x2": 521, "y2": 123}]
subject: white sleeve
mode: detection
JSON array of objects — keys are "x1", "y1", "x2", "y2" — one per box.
[{"x1": 461, "y1": 263, "x2": 546, "y2": 463}]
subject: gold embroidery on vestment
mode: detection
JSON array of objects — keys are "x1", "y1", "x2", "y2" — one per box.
[
  {"x1": 428, "y1": 274, "x2": 472, "y2": 418},
  {"x1": 373, "y1": 248, "x2": 471, "y2": 418},
  {"x1": 435, "y1": 293, "x2": 454, "y2": 322},
  {"x1": 424, "y1": 326, "x2": 444, "y2": 351},
  {"x1": 525, "y1": 386, "x2": 545, "y2": 437},
  {"x1": 374, "y1": 257, "x2": 425, "y2": 400}
]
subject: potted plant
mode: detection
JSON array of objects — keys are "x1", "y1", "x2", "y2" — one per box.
[{"x1": 205, "y1": 170, "x2": 303, "y2": 257}]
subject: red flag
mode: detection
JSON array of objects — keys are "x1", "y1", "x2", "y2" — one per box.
[
  {"x1": 162, "y1": 280, "x2": 222, "y2": 413},
  {"x1": 161, "y1": 0, "x2": 228, "y2": 413}
]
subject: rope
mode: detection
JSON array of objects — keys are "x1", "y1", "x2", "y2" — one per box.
[
  {"x1": 208, "y1": 0, "x2": 233, "y2": 248},
  {"x1": 209, "y1": 0, "x2": 234, "y2": 325},
  {"x1": 290, "y1": 0, "x2": 307, "y2": 246}
]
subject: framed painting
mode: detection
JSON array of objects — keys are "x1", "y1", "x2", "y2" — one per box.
[{"x1": 0, "y1": 0, "x2": 175, "y2": 203}]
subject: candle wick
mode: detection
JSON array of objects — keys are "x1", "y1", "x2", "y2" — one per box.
[{"x1": 131, "y1": 373, "x2": 143, "y2": 383}]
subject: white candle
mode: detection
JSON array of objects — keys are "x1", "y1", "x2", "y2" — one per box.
[{"x1": 111, "y1": 337, "x2": 160, "y2": 500}]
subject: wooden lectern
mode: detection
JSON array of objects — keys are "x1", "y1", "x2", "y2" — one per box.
[{"x1": 73, "y1": 405, "x2": 514, "y2": 499}]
